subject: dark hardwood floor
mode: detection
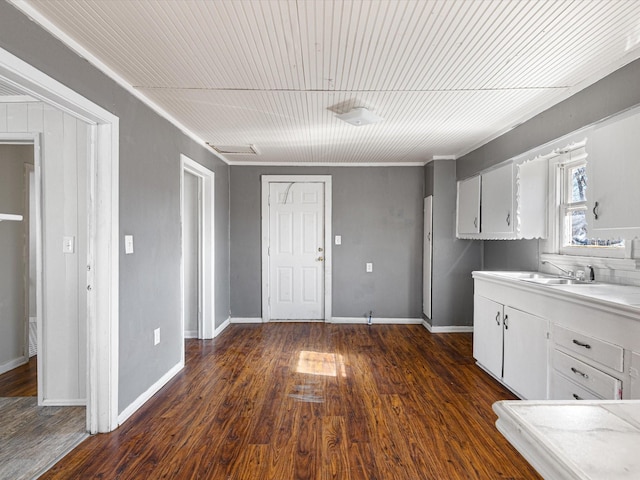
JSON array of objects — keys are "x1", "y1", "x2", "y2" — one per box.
[
  {"x1": 40, "y1": 323, "x2": 541, "y2": 479},
  {"x1": 0, "y1": 355, "x2": 37, "y2": 397}
]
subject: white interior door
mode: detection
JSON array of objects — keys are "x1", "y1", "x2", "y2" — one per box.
[
  {"x1": 423, "y1": 196, "x2": 432, "y2": 319},
  {"x1": 268, "y1": 182, "x2": 324, "y2": 320},
  {"x1": 182, "y1": 171, "x2": 200, "y2": 338}
]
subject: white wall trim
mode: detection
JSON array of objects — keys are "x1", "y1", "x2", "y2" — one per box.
[
  {"x1": 261, "y1": 175, "x2": 332, "y2": 323},
  {"x1": 117, "y1": 360, "x2": 183, "y2": 427},
  {"x1": 0, "y1": 355, "x2": 28, "y2": 375},
  {"x1": 213, "y1": 317, "x2": 231, "y2": 336},
  {"x1": 229, "y1": 161, "x2": 425, "y2": 167},
  {"x1": 8, "y1": 0, "x2": 230, "y2": 166},
  {"x1": 184, "y1": 330, "x2": 198, "y2": 339},
  {"x1": 422, "y1": 321, "x2": 474, "y2": 333},
  {"x1": 180, "y1": 155, "x2": 215, "y2": 342},
  {"x1": 42, "y1": 398, "x2": 86, "y2": 407},
  {"x1": 331, "y1": 317, "x2": 423, "y2": 325},
  {"x1": 0, "y1": 47, "x2": 120, "y2": 434},
  {"x1": 230, "y1": 317, "x2": 263, "y2": 324}
]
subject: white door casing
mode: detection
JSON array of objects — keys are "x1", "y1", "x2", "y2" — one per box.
[
  {"x1": 0, "y1": 47, "x2": 119, "y2": 433},
  {"x1": 261, "y1": 175, "x2": 332, "y2": 322},
  {"x1": 423, "y1": 196, "x2": 432, "y2": 319}
]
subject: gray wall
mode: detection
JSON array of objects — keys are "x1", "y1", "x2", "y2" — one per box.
[
  {"x1": 429, "y1": 160, "x2": 481, "y2": 327},
  {"x1": 482, "y1": 240, "x2": 539, "y2": 271},
  {"x1": 0, "y1": 145, "x2": 32, "y2": 368},
  {"x1": 0, "y1": 2, "x2": 230, "y2": 413},
  {"x1": 230, "y1": 166, "x2": 424, "y2": 319}
]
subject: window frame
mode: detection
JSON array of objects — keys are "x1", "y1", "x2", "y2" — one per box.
[{"x1": 555, "y1": 145, "x2": 625, "y2": 258}]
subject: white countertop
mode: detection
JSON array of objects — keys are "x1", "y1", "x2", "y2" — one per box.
[
  {"x1": 473, "y1": 270, "x2": 640, "y2": 310},
  {"x1": 493, "y1": 400, "x2": 640, "y2": 479}
]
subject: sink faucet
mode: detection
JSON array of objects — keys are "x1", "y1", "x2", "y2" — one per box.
[
  {"x1": 586, "y1": 265, "x2": 596, "y2": 282},
  {"x1": 541, "y1": 260, "x2": 574, "y2": 278}
]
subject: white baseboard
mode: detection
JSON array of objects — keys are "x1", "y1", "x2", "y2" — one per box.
[
  {"x1": 214, "y1": 317, "x2": 231, "y2": 337},
  {"x1": 422, "y1": 321, "x2": 474, "y2": 333},
  {"x1": 184, "y1": 330, "x2": 198, "y2": 339},
  {"x1": 117, "y1": 360, "x2": 184, "y2": 426},
  {"x1": 230, "y1": 317, "x2": 263, "y2": 324},
  {"x1": 42, "y1": 398, "x2": 87, "y2": 406},
  {"x1": 0, "y1": 355, "x2": 28, "y2": 375},
  {"x1": 330, "y1": 317, "x2": 423, "y2": 325}
]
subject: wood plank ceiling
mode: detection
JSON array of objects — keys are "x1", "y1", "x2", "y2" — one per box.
[{"x1": 16, "y1": 0, "x2": 640, "y2": 165}]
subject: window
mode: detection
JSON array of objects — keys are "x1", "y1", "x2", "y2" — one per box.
[
  {"x1": 560, "y1": 161, "x2": 588, "y2": 247},
  {"x1": 557, "y1": 144, "x2": 624, "y2": 255}
]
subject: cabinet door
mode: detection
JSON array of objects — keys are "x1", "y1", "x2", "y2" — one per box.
[
  {"x1": 423, "y1": 196, "x2": 432, "y2": 318},
  {"x1": 481, "y1": 163, "x2": 514, "y2": 235},
  {"x1": 457, "y1": 176, "x2": 480, "y2": 235},
  {"x1": 631, "y1": 352, "x2": 640, "y2": 400},
  {"x1": 473, "y1": 295, "x2": 503, "y2": 379},
  {"x1": 589, "y1": 110, "x2": 640, "y2": 233},
  {"x1": 503, "y1": 307, "x2": 549, "y2": 400}
]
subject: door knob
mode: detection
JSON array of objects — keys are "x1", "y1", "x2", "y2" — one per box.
[{"x1": 316, "y1": 256, "x2": 324, "y2": 261}]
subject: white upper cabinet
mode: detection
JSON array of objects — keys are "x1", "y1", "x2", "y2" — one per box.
[
  {"x1": 456, "y1": 175, "x2": 480, "y2": 235},
  {"x1": 517, "y1": 158, "x2": 548, "y2": 239},
  {"x1": 588, "y1": 109, "x2": 640, "y2": 238},
  {"x1": 457, "y1": 160, "x2": 547, "y2": 240},
  {"x1": 481, "y1": 163, "x2": 514, "y2": 237}
]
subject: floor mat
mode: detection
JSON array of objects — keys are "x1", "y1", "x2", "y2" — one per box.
[{"x1": 0, "y1": 397, "x2": 87, "y2": 479}]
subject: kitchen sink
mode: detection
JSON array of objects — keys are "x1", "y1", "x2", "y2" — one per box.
[{"x1": 523, "y1": 277, "x2": 586, "y2": 285}]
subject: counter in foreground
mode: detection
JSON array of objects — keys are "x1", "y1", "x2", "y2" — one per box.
[{"x1": 493, "y1": 400, "x2": 640, "y2": 479}]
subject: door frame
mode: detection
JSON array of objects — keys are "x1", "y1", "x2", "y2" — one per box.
[
  {"x1": 181, "y1": 155, "x2": 215, "y2": 342},
  {"x1": 261, "y1": 175, "x2": 332, "y2": 323},
  {"x1": 0, "y1": 47, "x2": 119, "y2": 433}
]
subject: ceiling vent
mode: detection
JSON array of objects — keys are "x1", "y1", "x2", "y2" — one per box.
[
  {"x1": 335, "y1": 107, "x2": 384, "y2": 126},
  {"x1": 209, "y1": 144, "x2": 258, "y2": 155}
]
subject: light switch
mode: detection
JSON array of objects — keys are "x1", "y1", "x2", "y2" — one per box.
[
  {"x1": 63, "y1": 236, "x2": 75, "y2": 254},
  {"x1": 154, "y1": 328, "x2": 160, "y2": 345},
  {"x1": 125, "y1": 235, "x2": 134, "y2": 254},
  {"x1": 335, "y1": 235, "x2": 342, "y2": 245},
  {"x1": 366, "y1": 262, "x2": 373, "y2": 273}
]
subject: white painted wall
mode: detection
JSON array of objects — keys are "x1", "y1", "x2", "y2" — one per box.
[
  {"x1": 0, "y1": 144, "x2": 32, "y2": 373},
  {"x1": 0, "y1": 101, "x2": 87, "y2": 404}
]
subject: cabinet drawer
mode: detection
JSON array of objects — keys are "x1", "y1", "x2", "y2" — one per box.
[
  {"x1": 553, "y1": 324, "x2": 623, "y2": 372},
  {"x1": 550, "y1": 370, "x2": 602, "y2": 401},
  {"x1": 552, "y1": 350, "x2": 622, "y2": 399}
]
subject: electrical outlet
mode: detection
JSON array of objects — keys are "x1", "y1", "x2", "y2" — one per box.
[
  {"x1": 366, "y1": 262, "x2": 373, "y2": 273},
  {"x1": 335, "y1": 235, "x2": 342, "y2": 245},
  {"x1": 154, "y1": 328, "x2": 160, "y2": 345}
]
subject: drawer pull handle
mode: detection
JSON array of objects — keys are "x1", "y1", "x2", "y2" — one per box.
[
  {"x1": 572, "y1": 339, "x2": 591, "y2": 349},
  {"x1": 504, "y1": 314, "x2": 509, "y2": 330},
  {"x1": 572, "y1": 393, "x2": 583, "y2": 400},
  {"x1": 495, "y1": 311, "x2": 500, "y2": 326},
  {"x1": 571, "y1": 367, "x2": 589, "y2": 379}
]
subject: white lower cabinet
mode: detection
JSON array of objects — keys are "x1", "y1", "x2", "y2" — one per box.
[{"x1": 473, "y1": 295, "x2": 549, "y2": 399}]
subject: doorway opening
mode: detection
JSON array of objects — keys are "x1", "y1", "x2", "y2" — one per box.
[
  {"x1": 0, "y1": 46, "x2": 119, "y2": 434},
  {"x1": 181, "y1": 155, "x2": 215, "y2": 350},
  {"x1": 261, "y1": 175, "x2": 332, "y2": 322}
]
